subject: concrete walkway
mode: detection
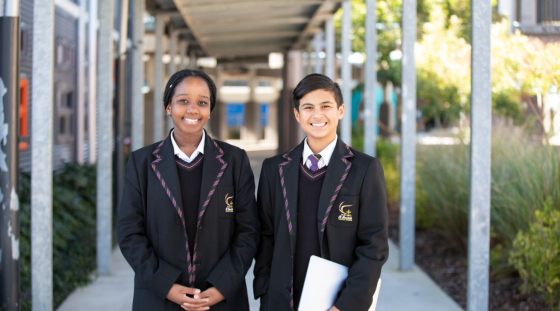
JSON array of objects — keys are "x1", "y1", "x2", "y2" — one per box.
[{"x1": 57, "y1": 149, "x2": 463, "y2": 311}]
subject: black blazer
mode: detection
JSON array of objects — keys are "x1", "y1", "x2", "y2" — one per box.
[
  {"x1": 253, "y1": 138, "x2": 389, "y2": 311},
  {"x1": 117, "y1": 130, "x2": 260, "y2": 311}
]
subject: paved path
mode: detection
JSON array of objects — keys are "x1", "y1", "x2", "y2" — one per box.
[{"x1": 57, "y1": 149, "x2": 464, "y2": 311}]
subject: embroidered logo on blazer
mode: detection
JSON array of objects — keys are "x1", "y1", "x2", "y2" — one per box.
[
  {"x1": 338, "y1": 202, "x2": 353, "y2": 221},
  {"x1": 225, "y1": 194, "x2": 234, "y2": 212}
]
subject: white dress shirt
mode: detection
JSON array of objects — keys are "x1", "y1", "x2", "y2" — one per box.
[
  {"x1": 171, "y1": 130, "x2": 205, "y2": 163},
  {"x1": 302, "y1": 135, "x2": 338, "y2": 170}
]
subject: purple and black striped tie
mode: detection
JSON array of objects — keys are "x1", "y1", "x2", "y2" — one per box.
[{"x1": 308, "y1": 154, "x2": 322, "y2": 172}]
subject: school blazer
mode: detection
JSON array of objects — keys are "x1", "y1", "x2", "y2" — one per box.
[
  {"x1": 117, "y1": 131, "x2": 260, "y2": 311},
  {"x1": 253, "y1": 138, "x2": 389, "y2": 311}
]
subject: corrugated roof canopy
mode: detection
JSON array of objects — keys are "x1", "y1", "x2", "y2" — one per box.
[{"x1": 148, "y1": 0, "x2": 341, "y2": 63}]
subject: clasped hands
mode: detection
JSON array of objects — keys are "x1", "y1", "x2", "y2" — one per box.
[{"x1": 166, "y1": 284, "x2": 224, "y2": 311}]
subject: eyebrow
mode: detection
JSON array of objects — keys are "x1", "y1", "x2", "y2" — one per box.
[
  {"x1": 174, "y1": 93, "x2": 210, "y2": 100},
  {"x1": 301, "y1": 101, "x2": 334, "y2": 106}
]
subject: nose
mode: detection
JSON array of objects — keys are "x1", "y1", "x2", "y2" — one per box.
[{"x1": 186, "y1": 103, "x2": 199, "y2": 114}]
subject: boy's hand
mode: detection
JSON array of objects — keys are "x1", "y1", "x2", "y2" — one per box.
[
  {"x1": 166, "y1": 284, "x2": 209, "y2": 311},
  {"x1": 328, "y1": 307, "x2": 340, "y2": 311},
  {"x1": 183, "y1": 287, "x2": 224, "y2": 308}
]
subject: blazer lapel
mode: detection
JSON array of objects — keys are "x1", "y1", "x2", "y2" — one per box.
[
  {"x1": 197, "y1": 132, "x2": 228, "y2": 227},
  {"x1": 278, "y1": 142, "x2": 304, "y2": 256},
  {"x1": 150, "y1": 134, "x2": 185, "y2": 230},
  {"x1": 317, "y1": 138, "x2": 355, "y2": 257}
]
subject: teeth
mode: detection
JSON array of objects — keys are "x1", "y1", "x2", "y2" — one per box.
[
  {"x1": 182, "y1": 118, "x2": 199, "y2": 123},
  {"x1": 311, "y1": 123, "x2": 327, "y2": 127}
]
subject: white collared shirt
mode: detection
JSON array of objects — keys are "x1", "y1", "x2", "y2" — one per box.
[
  {"x1": 171, "y1": 130, "x2": 205, "y2": 163},
  {"x1": 302, "y1": 135, "x2": 338, "y2": 170}
]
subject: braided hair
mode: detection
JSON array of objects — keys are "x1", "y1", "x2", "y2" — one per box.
[{"x1": 163, "y1": 69, "x2": 217, "y2": 112}]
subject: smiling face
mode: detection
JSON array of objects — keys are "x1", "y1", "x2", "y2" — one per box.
[
  {"x1": 166, "y1": 76, "x2": 211, "y2": 137},
  {"x1": 294, "y1": 89, "x2": 344, "y2": 143}
]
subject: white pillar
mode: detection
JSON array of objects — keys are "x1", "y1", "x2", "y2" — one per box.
[
  {"x1": 153, "y1": 14, "x2": 164, "y2": 142},
  {"x1": 364, "y1": 0, "x2": 377, "y2": 157},
  {"x1": 96, "y1": 0, "x2": 114, "y2": 275},
  {"x1": 179, "y1": 41, "x2": 188, "y2": 70},
  {"x1": 313, "y1": 30, "x2": 323, "y2": 74},
  {"x1": 325, "y1": 18, "x2": 335, "y2": 81},
  {"x1": 76, "y1": 0, "x2": 87, "y2": 164},
  {"x1": 88, "y1": 0, "x2": 98, "y2": 164},
  {"x1": 520, "y1": 0, "x2": 536, "y2": 25},
  {"x1": 31, "y1": 0, "x2": 54, "y2": 308},
  {"x1": 131, "y1": 0, "x2": 144, "y2": 150},
  {"x1": 399, "y1": 0, "x2": 417, "y2": 271},
  {"x1": 340, "y1": 0, "x2": 352, "y2": 145},
  {"x1": 467, "y1": 0, "x2": 492, "y2": 308},
  {"x1": 167, "y1": 28, "x2": 177, "y2": 132}
]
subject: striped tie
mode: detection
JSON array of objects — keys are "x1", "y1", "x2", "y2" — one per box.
[{"x1": 308, "y1": 154, "x2": 321, "y2": 172}]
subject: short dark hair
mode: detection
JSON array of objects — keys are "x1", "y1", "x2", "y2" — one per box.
[
  {"x1": 293, "y1": 73, "x2": 343, "y2": 111},
  {"x1": 163, "y1": 69, "x2": 217, "y2": 112}
]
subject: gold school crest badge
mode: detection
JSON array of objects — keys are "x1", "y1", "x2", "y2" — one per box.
[
  {"x1": 338, "y1": 202, "x2": 353, "y2": 221},
  {"x1": 225, "y1": 194, "x2": 234, "y2": 212}
]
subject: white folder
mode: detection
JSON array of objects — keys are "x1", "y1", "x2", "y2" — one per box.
[{"x1": 298, "y1": 255, "x2": 381, "y2": 311}]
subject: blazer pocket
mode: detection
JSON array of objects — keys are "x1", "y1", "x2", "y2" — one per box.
[
  {"x1": 329, "y1": 195, "x2": 359, "y2": 228},
  {"x1": 218, "y1": 186, "x2": 235, "y2": 219}
]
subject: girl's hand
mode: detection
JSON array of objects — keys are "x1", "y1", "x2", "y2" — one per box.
[
  {"x1": 328, "y1": 307, "x2": 341, "y2": 311},
  {"x1": 183, "y1": 287, "x2": 225, "y2": 309},
  {"x1": 166, "y1": 284, "x2": 209, "y2": 311}
]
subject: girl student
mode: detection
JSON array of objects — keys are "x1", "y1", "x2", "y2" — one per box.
[{"x1": 118, "y1": 69, "x2": 260, "y2": 311}]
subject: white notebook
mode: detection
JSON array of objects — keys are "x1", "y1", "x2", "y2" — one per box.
[{"x1": 298, "y1": 255, "x2": 381, "y2": 311}]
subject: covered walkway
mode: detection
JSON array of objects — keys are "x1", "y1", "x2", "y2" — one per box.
[{"x1": 56, "y1": 152, "x2": 463, "y2": 311}]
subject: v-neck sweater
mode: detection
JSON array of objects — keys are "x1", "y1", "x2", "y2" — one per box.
[
  {"x1": 293, "y1": 163, "x2": 328, "y2": 309},
  {"x1": 175, "y1": 153, "x2": 204, "y2": 256}
]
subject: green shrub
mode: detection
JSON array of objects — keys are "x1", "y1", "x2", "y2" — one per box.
[
  {"x1": 509, "y1": 198, "x2": 560, "y2": 310},
  {"x1": 415, "y1": 125, "x2": 560, "y2": 257},
  {"x1": 19, "y1": 163, "x2": 97, "y2": 310}
]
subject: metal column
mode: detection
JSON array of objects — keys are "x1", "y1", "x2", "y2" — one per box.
[
  {"x1": 131, "y1": 0, "x2": 145, "y2": 151},
  {"x1": 364, "y1": 0, "x2": 377, "y2": 157},
  {"x1": 88, "y1": 0, "x2": 98, "y2": 164},
  {"x1": 114, "y1": 0, "x2": 129, "y2": 231},
  {"x1": 76, "y1": 0, "x2": 87, "y2": 164},
  {"x1": 467, "y1": 0, "x2": 492, "y2": 309},
  {"x1": 313, "y1": 30, "x2": 323, "y2": 74},
  {"x1": 244, "y1": 67, "x2": 260, "y2": 143},
  {"x1": 325, "y1": 18, "x2": 335, "y2": 81},
  {"x1": 97, "y1": 0, "x2": 114, "y2": 275},
  {"x1": 167, "y1": 27, "x2": 177, "y2": 132},
  {"x1": 153, "y1": 14, "x2": 164, "y2": 142},
  {"x1": 399, "y1": 0, "x2": 416, "y2": 271},
  {"x1": 0, "y1": 0, "x2": 21, "y2": 308},
  {"x1": 31, "y1": 0, "x2": 54, "y2": 308},
  {"x1": 340, "y1": 0, "x2": 352, "y2": 145}
]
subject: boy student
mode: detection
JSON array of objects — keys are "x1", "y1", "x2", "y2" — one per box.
[{"x1": 253, "y1": 74, "x2": 389, "y2": 311}]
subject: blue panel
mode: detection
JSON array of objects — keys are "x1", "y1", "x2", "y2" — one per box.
[
  {"x1": 260, "y1": 103, "x2": 269, "y2": 127},
  {"x1": 226, "y1": 103, "x2": 245, "y2": 126}
]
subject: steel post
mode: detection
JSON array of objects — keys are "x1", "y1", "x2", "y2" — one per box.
[
  {"x1": 131, "y1": 0, "x2": 145, "y2": 150},
  {"x1": 31, "y1": 0, "x2": 54, "y2": 308},
  {"x1": 399, "y1": 0, "x2": 417, "y2": 271},
  {"x1": 325, "y1": 18, "x2": 335, "y2": 81},
  {"x1": 364, "y1": 0, "x2": 377, "y2": 157},
  {"x1": 153, "y1": 14, "x2": 163, "y2": 142},
  {"x1": 340, "y1": 0, "x2": 352, "y2": 145},
  {"x1": 97, "y1": 0, "x2": 114, "y2": 275},
  {"x1": 467, "y1": 0, "x2": 492, "y2": 309}
]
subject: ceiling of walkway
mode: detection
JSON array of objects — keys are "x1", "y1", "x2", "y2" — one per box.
[{"x1": 148, "y1": 0, "x2": 341, "y2": 64}]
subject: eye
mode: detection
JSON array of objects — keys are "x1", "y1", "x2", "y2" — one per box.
[
  {"x1": 198, "y1": 101, "x2": 208, "y2": 106},
  {"x1": 304, "y1": 106, "x2": 312, "y2": 110},
  {"x1": 178, "y1": 99, "x2": 188, "y2": 104},
  {"x1": 322, "y1": 105, "x2": 331, "y2": 109}
]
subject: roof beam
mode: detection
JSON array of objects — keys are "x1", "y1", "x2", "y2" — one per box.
[
  {"x1": 195, "y1": 16, "x2": 309, "y2": 33},
  {"x1": 291, "y1": 1, "x2": 341, "y2": 49},
  {"x1": 182, "y1": 0, "x2": 323, "y2": 14},
  {"x1": 202, "y1": 31, "x2": 300, "y2": 43}
]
